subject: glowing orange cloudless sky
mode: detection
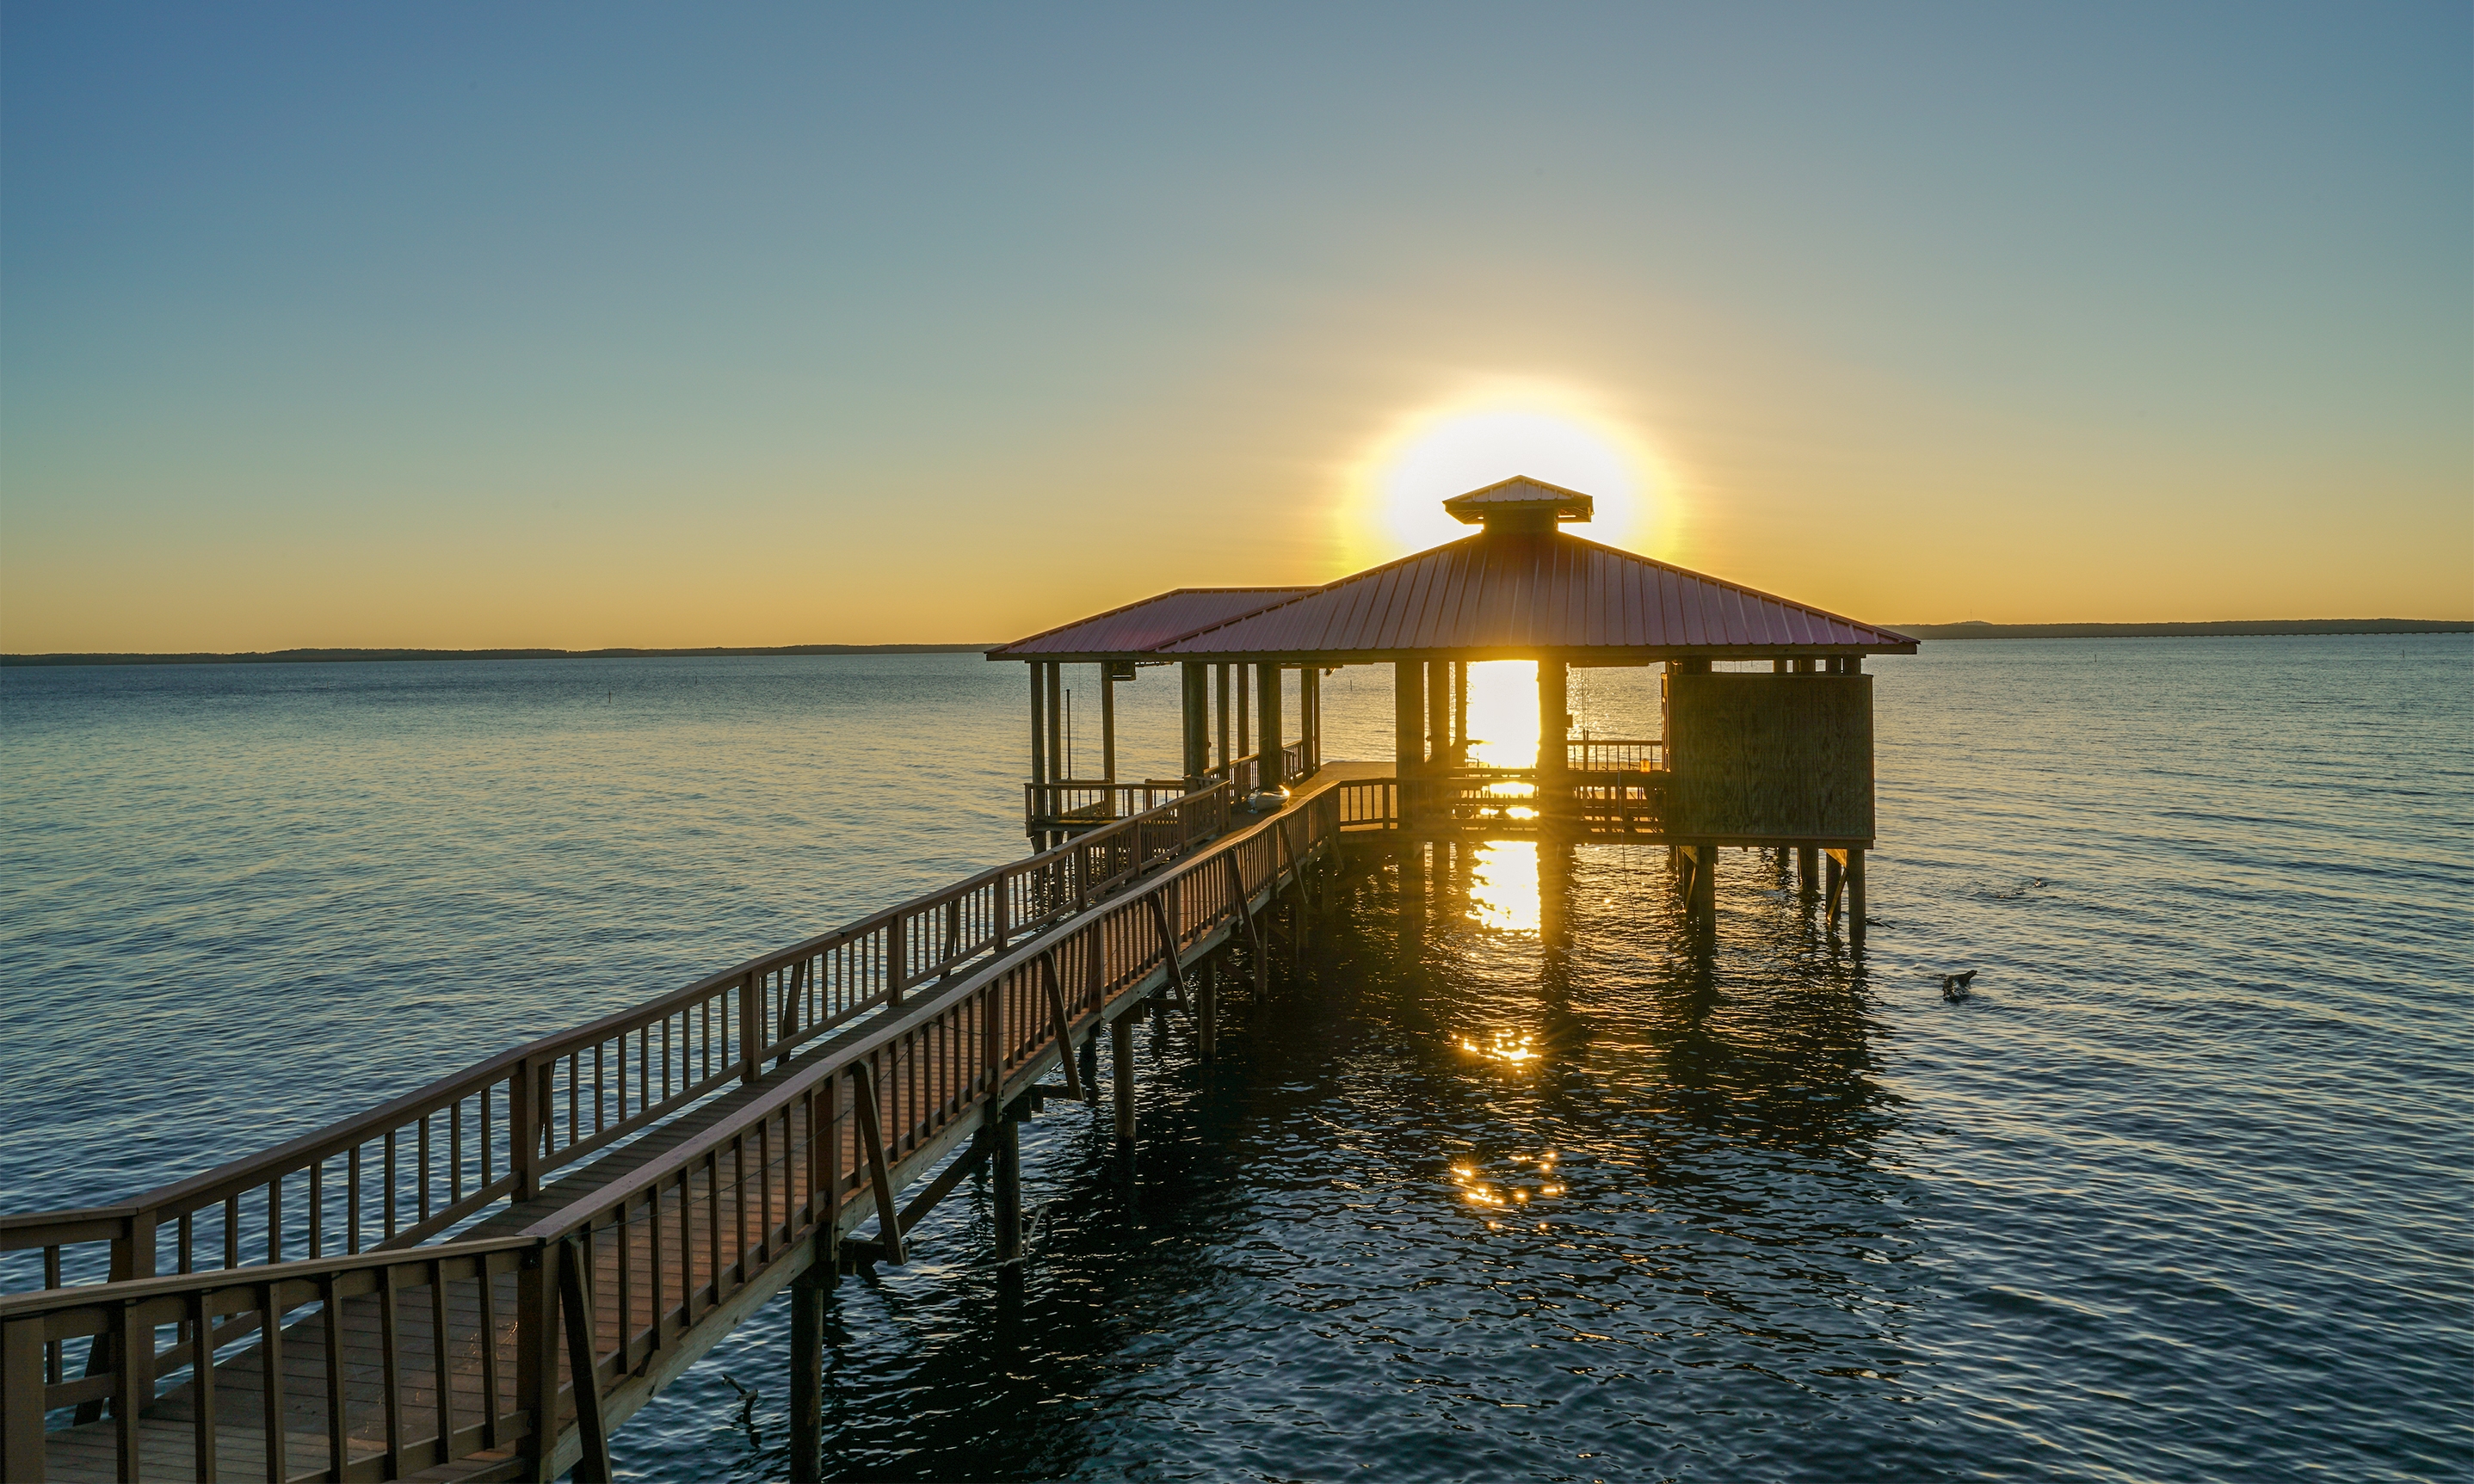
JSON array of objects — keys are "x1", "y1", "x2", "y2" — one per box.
[{"x1": 2, "y1": 5, "x2": 2466, "y2": 652}]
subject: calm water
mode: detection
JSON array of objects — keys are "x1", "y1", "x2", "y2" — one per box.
[{"x1": 2, "y1": 641, "x2": 2468, "y2": 1482}]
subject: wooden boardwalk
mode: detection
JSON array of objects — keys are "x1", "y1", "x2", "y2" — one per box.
[{"x1": 4, "y1": 774, "x2": 1360, "y2": 1482}]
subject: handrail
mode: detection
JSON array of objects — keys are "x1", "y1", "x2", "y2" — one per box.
[
  {"x1": 0, "y1": 788, "x2": 1342, "y2": 1484},
  {"x1": 1, "y1": 782, "x2": 1231, "y2": 1295},
  {"x1": 509, "y1": 789, "x2": 1340, "y2": 1416}
]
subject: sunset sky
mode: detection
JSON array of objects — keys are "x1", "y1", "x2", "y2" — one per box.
[{"x1": 3, "y1": 3, "x2": 2466, "y2": 652}]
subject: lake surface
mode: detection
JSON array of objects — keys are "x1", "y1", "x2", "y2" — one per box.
[{"x1": 3, "y1": 639, "x2": 2468, "y2": 1482}]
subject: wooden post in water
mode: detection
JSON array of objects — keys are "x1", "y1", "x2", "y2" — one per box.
[
  {"x1": 1112, "y1": 1013, "x2": 1136, "y2": 1146},
  {"x1": 1848, "y1": 849, "x2": 1867, "y2": 949},
  {"x1": 789, "y1": 1261, "x2": 829, "y2": 1484},
  {"x1": 993, "y1": 1101, "x2": 1024, "y2": 1263},
  {"x1": 1798, "y1": 846, "x2": 1821, "y2": 899}
]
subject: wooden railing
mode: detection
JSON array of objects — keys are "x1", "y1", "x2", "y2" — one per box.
[
  {"x1": 1028, "y1": 740, "x2": 1317, "y2": 834},
  {"x1": 2, "y1": 785, "x2": 1231, "y2": 1302},
  {"x1": 519, "y1": 788, "x2": 1337, "y2": 1475},
  {"x1": 1334, "y1": 770, "x2": 1667, "y2": 836},
  {"x1": 0, "y1": 788, "x2": 1337, "y2": 1483},
  {"x1": 1, "y1": 1236, "x2": 541, "y2": 1481},
  {"x1": 1570, "y1": 737, "x2": 1663, "y2": 773}
]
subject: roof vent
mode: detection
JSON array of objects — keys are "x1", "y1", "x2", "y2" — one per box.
[{"x1": 1441, "y1": 476, "x2": 1595, "y2": 533}]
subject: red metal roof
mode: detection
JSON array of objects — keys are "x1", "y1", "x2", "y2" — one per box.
[
  {"x1": 1154, "y1": 531, "x2": 1916, "y2": 658},
  {"x1": 987, "y1": 587, "x2": 1317, "y2": 659}
]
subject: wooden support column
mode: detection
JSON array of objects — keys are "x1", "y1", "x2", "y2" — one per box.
[
  {"x1": 1798, "y1": 846, "x2": 1821, "y2": 898},
  {"x1": 1181, "y1": 662, "x2": 1210, "y2": 785},
  {"x1": 1216, "y1": 663, "x2": 1232, "y2": 778},
  {"x1": 789, "y1": 1260, "x2": 830, "y2": 1484},
  {"x1": 1394, "y1": 661, "x2": 1425, "y2": 826},
  {"x1": 1302, "y1": 666, "x2": 1322, "y2": 774},
  {"x1": 1198, "y1": 957, "x2": 1218, "y2": 1061},
  {"x1": 1453, "y1": 660, "x2": 1470, "y2": 749},
  {"x1": 515, "y1": 1245, "x2": 559, "y2": 1481},
  {"x1": 1029, "y1": 663, "x2": 1047, "y2": 785},
  {"x1": 1825, "y1": 851, "x2": 1845, "y2": 933},
  {"x1": 1537, "y1": 657, "x2": 1569, "y2": 825},
  {"x1": 1237, "y1": 664, "x2": 1252, "y2": 769},
  {"x1": 1848, "y1": 849, "x2": 1867, "y2": 949},
  {"x1": 1112, "y1": 1013, "x2": 1136, "y2": 1145},
  {"x1": 1427, "y1": 660, "x2": 1451, "y2": 769},
  {"x1": 1101, "y1": 663, "x2": 1117, "y2": 787},
  {"x1": 1045, "y1": 664, "x2": 1064, "y2": 782},
  {"x1": 1256, "y1": 663, "x2": 1284, "y2": 789},
  {"x1": 993, "y1": 1102, "x2": 1024, "y2": 1263}
]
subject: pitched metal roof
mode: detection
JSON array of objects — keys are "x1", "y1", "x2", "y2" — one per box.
[
  {"x1": 986, "y1": 587, "x2": 1317, "y2": 660},
  {"x1": 1152, "y1": 530, "x2": 1916, "y2": 659}
]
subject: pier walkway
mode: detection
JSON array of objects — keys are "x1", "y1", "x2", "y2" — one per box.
[{"x1": 2, "y1": 773, "x2": 1367, "y2": 1482}]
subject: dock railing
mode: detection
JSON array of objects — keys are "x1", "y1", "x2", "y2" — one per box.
[
  {"x1": 1, "y1": 785, "x2": 1334, "y2": 1484},
  {"x1": 1, "y1": 783, "x2": 1231, "y2": 1303}
]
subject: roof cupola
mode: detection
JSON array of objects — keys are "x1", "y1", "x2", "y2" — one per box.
[{"x1": 1441, "y1": 475, "x2": 1595, "y2": 534}]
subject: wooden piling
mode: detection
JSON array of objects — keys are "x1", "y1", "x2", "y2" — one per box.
[
  {"x1": 1257, "y1": 662, "x2": 1283, "y2": 790},
  {"x1": 1112, "y1": 1014, "x2": 1135, "y2": 1145}
]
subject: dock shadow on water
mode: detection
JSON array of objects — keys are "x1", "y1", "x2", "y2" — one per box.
[{"x1": 633, "y1": 841, "x2": 1925, "y2": 1484}]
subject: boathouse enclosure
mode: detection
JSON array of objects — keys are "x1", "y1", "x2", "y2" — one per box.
[{"x1": 990, "y1": 476, "x2": 1916, "y2": 939}]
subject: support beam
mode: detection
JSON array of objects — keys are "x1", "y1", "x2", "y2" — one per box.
[
  {"x1": 1798, "y1": 846, "x2": 1820, "y2": 898},
  {"x1": 1848, "y1": 848, "x2": 1867, "y2": 949},
  {"x1": 558, "y1": 1238, "x2": 613, "y2": 1484},
  {"x1": 1427, "y1": 660, "x2": 1451, "y2": 769},
  {"x1": 1825, "y1": 851, "x2": 1845, "y2": 933},
  {"x1": 1453, "y1": 660, "x2": 1470, "y2": 750},
  {"x1": 1039, "y1": 954, "x2": 1084, "y2": 1102},
  {"x1": 849, "y1": 1063, "x2": 905, "y2": 1265}
]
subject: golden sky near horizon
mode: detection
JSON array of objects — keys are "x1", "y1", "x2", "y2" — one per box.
[{"x1": 3, "y1": 8, "x2": 2466, "y2": 652}]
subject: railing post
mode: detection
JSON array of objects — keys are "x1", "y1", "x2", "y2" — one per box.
[
  {"x1": 3, "y1": 1317, "x2": 45, "y2": 1482},
  {"x1": 515, "y1": 1241, "x2": 558, "y2": 1481},
  {"x1": 887, "y1": 912, "x2": 906, "y2": 1009},
  {"x1": 738, "y1": 970, "x2": 763, "y2": 1087},
  {"x1": 511, "y1": 1061, "x2": 540, "y2": 1201}
]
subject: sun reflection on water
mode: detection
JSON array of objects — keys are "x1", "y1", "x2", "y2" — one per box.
[{"x1": 1467, "y1": 841, "x2": 1541, "y2": 933}]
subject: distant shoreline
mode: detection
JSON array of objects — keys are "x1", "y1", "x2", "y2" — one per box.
[
  {"x1": 0, "y1": 643, "x2": 1002, "y2": 668},
  {"x1": 1889, "y1": 619, "x2": 2470, "y2": 640},
  {"x1": 5, "y1": 621, "x2": 2468, "y2": 667}
]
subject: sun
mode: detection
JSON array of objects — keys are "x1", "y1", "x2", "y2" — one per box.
[{"x1": 1342, "y1": 382, "x2": 1670, "y2": 563}]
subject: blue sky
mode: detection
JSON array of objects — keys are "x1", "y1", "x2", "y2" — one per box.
[{"x1": 3, "y1": 3, "x2": 2466, "y2": 648}]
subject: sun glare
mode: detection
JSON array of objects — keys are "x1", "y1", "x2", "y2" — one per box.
[{"x1": 1344, "y1": 382, "x2": 1667, "y2": 563}]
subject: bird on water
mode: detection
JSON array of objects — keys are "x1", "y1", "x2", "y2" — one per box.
[{"x1": 1940, "y1": 970, "x2": 1977, "y2": 1001}]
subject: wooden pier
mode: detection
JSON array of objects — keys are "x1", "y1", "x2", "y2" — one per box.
[{"x1": 1, "y1": 476, "x2": 1914, "y2": 1481}]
